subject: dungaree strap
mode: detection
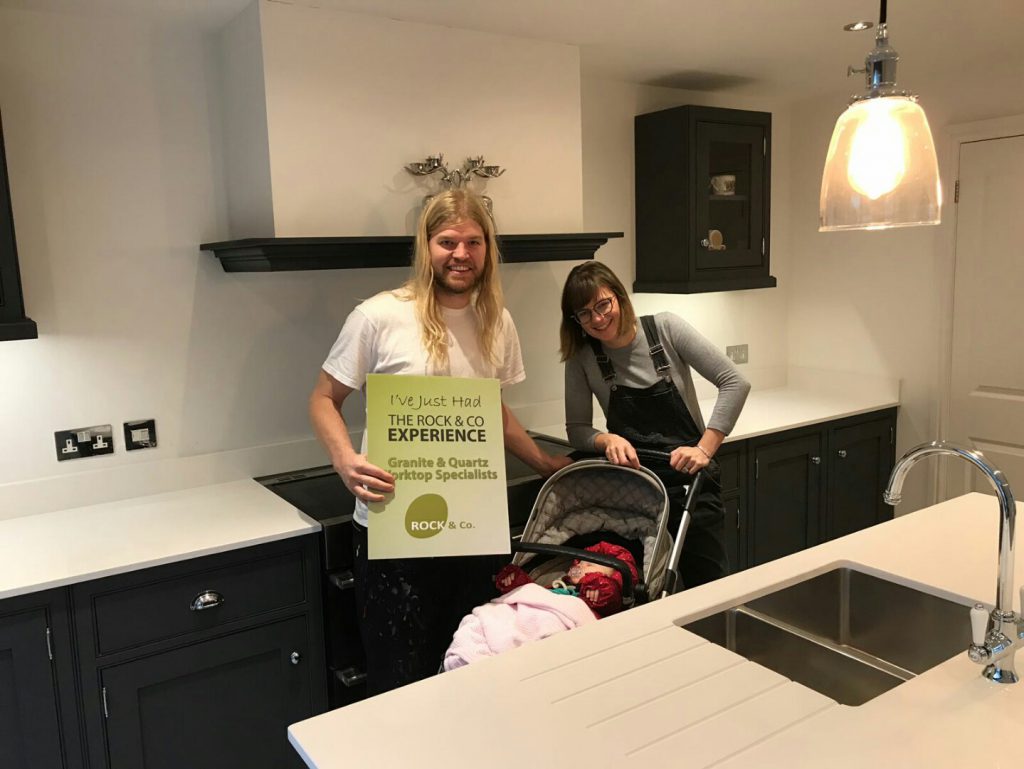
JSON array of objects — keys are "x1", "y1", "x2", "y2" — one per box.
[
  {"x1": 640, "y1": 316, "x2": 672, "y2": 376},
  {"x1": 587, "y1": 335, "x2": 616, "y2": 381},
  {"x1": 588, "y1": 316, "x2": 673, "y2": 381}
]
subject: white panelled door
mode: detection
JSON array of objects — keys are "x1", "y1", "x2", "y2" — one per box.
[{"x1": 948, "y1": 134, "x2": 1024, "y2": 497}]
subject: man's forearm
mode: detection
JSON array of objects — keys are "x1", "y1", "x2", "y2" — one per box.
[{"x1": 309, "y1": 393, "x2": 357, "y2": 467}]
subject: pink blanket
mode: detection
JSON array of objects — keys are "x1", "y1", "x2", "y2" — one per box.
[{"x1": 443, "y1": 583, "x2": 597, "y2": 671}]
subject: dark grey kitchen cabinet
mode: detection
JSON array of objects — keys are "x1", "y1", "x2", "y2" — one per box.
[
  {"x1": 715, "y1": 441, "x2": 745, "y2": 575},
  {"x1": 748, "y1": 428, "x2": 824, "y2": 567},
  {"x1": 99, "y1": 618, "x2": 312, "y2": 769},
  {"x1": 0, "y1": 589, "x2": 84, "y2": 769},
  {"x1": 826, "y1": 412, "x2": 897, "y2": 541},
  {"x1": 739, "y1": 408, "x2": 897, "y2": 569},
  {"x1": 0, "y1": 111, "x2": 37, "y2": 341},
  {"x1": 634, "y1": 105, "x2": 775, "y2": 294},
  {"x1": 73, "y1": 535, "x2": 326, "y2": 769}
]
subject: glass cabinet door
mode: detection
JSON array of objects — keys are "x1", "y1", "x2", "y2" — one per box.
[{"x1": 694, "y1": 121, "x2": 766, "y2": 271}]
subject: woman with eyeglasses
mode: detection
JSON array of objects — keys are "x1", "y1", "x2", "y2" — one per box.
[{"x1": 559, "y1": 262, "x2": 750, "y2": 587}]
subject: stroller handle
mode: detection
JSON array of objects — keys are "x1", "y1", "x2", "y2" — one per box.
[{"x1": 509, "y1": 541, "x2": 636, "y2": 607}]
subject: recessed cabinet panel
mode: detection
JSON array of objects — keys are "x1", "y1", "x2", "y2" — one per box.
[
  {"x1": 0, "y1": 590, "x2": 83, "y2": 769},
  {"x1": 696, "y1": 123, "x2": 765, "y2": 270},
  {"x1": 827, "y1": 416, "x2": 896, "y2": 540},
  {"x1": 749, "y1": 432, "x2": 823, "y2": 566},
  {"x1": 101, "y1": 618, "x2": 312, "y2": 769}
]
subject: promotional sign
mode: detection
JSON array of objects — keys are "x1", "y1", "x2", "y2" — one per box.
[{"x1": 365, "y1": 373, "x2": 510, "y2": 559}]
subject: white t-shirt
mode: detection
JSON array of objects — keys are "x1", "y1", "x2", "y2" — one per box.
[{"x1": 322, "y1": 290, "x2": 526, "y2": 525}]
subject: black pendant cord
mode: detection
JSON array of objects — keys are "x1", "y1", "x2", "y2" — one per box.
[{"x1": 879, "y1": 0, "x2": 887, "y2": 25}]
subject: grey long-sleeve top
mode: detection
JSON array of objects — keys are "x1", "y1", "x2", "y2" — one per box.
[{"x1": 564, "y1": 312, "x2": 751, "y2": 452}]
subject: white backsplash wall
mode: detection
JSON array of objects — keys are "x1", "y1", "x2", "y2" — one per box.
[{"x1": 0, "y1": 3, "x2": 587, "y2": 518}]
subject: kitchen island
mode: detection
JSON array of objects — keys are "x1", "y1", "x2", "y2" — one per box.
[{"x1": 288, "y1": 491, "x2": 1023, "y2": 768}]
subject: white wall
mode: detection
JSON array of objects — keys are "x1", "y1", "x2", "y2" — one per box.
[
  {"x1": 0, "y1": 4, "x2": 587, "y2": 518},
  {"x1": 241, "y1": 0, "x2": 584, "y2": 237},
  {"x1": 786, "y1": 53, "x2": 1024, "y2": 512},
  {"x1": 0, "y1": 7, "x2": 389, "y2": 516}
]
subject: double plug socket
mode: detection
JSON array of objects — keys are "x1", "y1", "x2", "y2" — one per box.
[{"x1": 54, "y1": 419, "x2": 158, "y2": 461}]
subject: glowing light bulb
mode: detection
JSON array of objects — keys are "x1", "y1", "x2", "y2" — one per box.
[{"x1": 846, "y1": 99, "x2": 908, "y2": 200}]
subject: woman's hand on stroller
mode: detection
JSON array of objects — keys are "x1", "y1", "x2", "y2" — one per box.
[
  {"x1": 495, "y1": 564, "x2": 533, "y2": 594},
  {"x1": 576, "y1": 573, "x2": 622, "y2": 615},
  {"x1": 595, "y1": 433, "x2": 641, "y2": 469},
  {"x1": 669, "y1": 445, "x2": 710, "y2": 475}
]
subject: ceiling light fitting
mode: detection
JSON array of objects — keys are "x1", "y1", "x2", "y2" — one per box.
[{"x1": 819, "y1": 0, "x2": 941, "y2": 231}]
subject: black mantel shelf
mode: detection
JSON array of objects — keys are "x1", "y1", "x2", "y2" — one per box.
[{"x1": 199, "y1": 233, "x2": 623, "y2": 273}]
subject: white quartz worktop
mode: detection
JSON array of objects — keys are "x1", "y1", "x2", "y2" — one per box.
[
  {"x1": 288, "y1": 492, "x2": 1023, "y2": 769},
  {"x1": 532, "y1": 370, "x2": 899, "y2": 444},
  {"x1": 0, "y1": 479, "x2": 319, "y2": 600}
]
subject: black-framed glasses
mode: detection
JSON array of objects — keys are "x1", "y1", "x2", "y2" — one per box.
[{"x1": 572, "y1": 296, "x2": 615, "y2": 325}]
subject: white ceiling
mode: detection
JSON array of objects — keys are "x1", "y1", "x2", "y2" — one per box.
[{"x1": 4, "y1": 0, "x2": 1023, "y2": 101}]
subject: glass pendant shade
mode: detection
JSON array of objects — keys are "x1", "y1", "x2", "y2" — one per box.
[{"x1": 819, "y1": 96, "x2": 941, "y2": 231}]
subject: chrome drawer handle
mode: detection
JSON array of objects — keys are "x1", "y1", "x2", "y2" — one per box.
[
  {"x1": 838, "y1": 449, "x2": 848, "y2": 458},
  {"x1": 290, "y1": 652, "x2": 301, "y2": 665},
  {"x1": 810, "y1": 456, "x2": 821, "y2": 465},
  {"x1": 335, "y1": 667, "x2": 367, "y2": 687},
  {"x1": 190, "y1": 590, "x2": 224, "y2": 611}
]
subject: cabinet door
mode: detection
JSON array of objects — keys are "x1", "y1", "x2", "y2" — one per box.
[
  {"x1": 827, "y1": 414, "x2": 897, "y2": 540},
  {"x1": 99, "y1": 617, "x2": 313, "y2": 769},
  {"x1": 0, "y1": 591, "x2": 81, "y2": 769},
  {"x1": 749, "y1": 431, "x2": 823, "y2": 566},
  {"x1": 694, "y1": 121, "x2": 766, "y2": 273},
  {"x1": 715, "y1": 443, "x2": 746, "y2": 574}
]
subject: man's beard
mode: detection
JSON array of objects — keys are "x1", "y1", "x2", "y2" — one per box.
[{"x1": 433, "y1": 266, "x2": 481, "y2": 296}]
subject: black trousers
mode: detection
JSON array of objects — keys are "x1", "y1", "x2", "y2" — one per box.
[{"x1": 351, "y1": 522, "x2": 503, "y2": 696}]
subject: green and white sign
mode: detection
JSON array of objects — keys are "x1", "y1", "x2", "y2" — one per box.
[{"x1": 365, "y1": 373, "x2": 510, "y2": 559}]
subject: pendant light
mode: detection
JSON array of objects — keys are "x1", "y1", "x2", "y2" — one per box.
[{"x1": 819, "y1": 0, "x2": 941, "y2": 231}]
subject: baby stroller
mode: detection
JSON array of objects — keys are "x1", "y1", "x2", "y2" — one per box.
[{"x1": 511, "y1": 449, "x2": 705, "y2": 607}]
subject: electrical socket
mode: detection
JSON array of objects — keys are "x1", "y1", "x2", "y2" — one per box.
[
  {"x1": 54, "y1": 424, "x2": 114, "y2": 461},
  {"x1": 124, "y1": 419, "x2": 157, "y2": 451},
  {"x1": 726, "y1": 344, "x2": 749, "y2": 364}
]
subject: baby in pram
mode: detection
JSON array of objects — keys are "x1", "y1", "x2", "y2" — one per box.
[
  {"x1": 442, "y1": 542, "x2": 639, "y2": 671},
  {"x1": 495, "y1": 541, "x2": 639, "y2": 617}
]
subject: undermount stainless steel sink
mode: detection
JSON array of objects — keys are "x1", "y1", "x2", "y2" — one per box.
[{"x1": 680, "y1": 567, "x2": 974, "y2": 706}]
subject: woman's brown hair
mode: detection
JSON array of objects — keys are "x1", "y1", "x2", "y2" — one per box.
[{"x1": 558, "y1": 262, "x2": 637, "y2": 361}]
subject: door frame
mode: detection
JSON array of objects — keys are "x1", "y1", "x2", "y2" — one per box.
[{"x1": 936, "y1": 114, "x2": 1024, "y2": 501}]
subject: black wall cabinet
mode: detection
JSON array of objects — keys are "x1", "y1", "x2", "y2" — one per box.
[
  {"x1": 717, "y1": 407, "x2": 897, "y2": 574},
  {"x1": 0, "y1": 113, "x2": 37, "y2": 341},
  {"x1": 634, "y1": 105, "x2": 776, "y2": 294}
]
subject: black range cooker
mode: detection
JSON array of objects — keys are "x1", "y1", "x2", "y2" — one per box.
[{"x1": 256, "y1": 433, "x2": 574, "y2": 708}]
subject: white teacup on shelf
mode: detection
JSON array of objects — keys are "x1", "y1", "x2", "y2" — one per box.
[{"x1": 710, "y1": 174, "x2": 736, "y2": 195}]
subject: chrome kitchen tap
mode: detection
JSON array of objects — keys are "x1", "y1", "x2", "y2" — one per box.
[{"x1": 884, "y1": 441, "x2": 1023, "y2": 683}]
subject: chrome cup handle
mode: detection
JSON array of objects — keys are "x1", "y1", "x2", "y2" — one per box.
[{"x1": 190, "y1": 590, "x2": 224, "y2": 611}]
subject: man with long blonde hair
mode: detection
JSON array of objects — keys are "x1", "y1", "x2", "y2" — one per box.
[{"x1": 309, "y1": 189, "x2": 570, "y2": 695}]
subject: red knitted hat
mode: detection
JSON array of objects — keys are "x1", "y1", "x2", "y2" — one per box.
[{"x1": 581, "y1": 542, "x2": 639, "y2": 586}]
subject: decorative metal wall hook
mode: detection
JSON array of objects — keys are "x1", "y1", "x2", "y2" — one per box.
[
  {"x1": 404, "y1": 153, "x2": 506, "y2": 187},
  {"x1": 404, "y1": 153, "x2": 506, "y2": 212}
]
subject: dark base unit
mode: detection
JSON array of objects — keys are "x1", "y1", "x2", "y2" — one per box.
[
  {"x1": 707, "y1": 408, "x2": 898, "y2": 574},
  {"x1": 72, "y1": 535, "x2": 327, "y2": 769}
]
